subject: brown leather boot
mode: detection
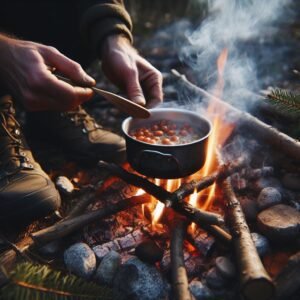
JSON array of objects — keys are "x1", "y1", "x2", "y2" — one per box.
[
  {"x1": 27, "y1": 106, "x2": 126, "y2": 165},
  {"x1": 0, "y1": 95, "x2": 61, "y2": 224}
]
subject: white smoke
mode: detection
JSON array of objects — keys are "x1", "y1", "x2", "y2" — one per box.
[{"x1": 179, "y1": 0, "x2": 292, "y2": 111}]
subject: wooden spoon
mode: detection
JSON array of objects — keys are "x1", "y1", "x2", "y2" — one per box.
[{"x1": 54, "y1": 74, "x2": 151, "y2": 119}]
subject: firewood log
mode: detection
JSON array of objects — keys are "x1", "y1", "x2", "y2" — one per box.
[
  {"x1": 223, "y1": 177, "x2": 275, "y2": 300},
  {"x1": 171, "y1": 219, "x2": 195, "y2": 300},
  {"x1": 171, "y1": 69, "x2": 300, "y2": 162}
]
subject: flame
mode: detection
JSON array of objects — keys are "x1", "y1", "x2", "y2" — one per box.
[
  {"x1": 189, "y1": 189, "x2": 198, "y2": 231},
  {"x1": 151, "y1": 179, "x2": 181, "y2": 226},
  {"x1": 188, "y1": 48, "x2": 234, "y2": 231}
]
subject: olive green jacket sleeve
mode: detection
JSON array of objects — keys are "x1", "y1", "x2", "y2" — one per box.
[{"x1": 79, "y1": 0, "x2": 133, "y2": 56}]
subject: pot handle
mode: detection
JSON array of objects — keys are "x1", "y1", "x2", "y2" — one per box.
[{"x1": 135, "y1": 150, "x2": 183, "y2": 175}]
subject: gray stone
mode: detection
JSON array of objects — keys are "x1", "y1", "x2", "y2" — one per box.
[
  {"x1": 239, "y1": 196, "x2": 258, "y2": 221},
  {"x1": 282, "y1": 173, "x2": 300, "y2": 191},
  {"x1": 257, "y1": 204, "x2": 300, "y2": 242},
  {"x1": 189, "y1": 280, "x2": 213, "y2": 300},
  {"x1": 55, "y1": 176, "x2": 74, "y2": 195},
  {"x1": 113, "y1": 257, "x2": 166, "y2": 300},
  {"x1": 251, "y1": 177, "x2": 282, "y2": 192},
  {"x1": 257, "y1": 187, "x2": 281, "y2": 211},
  {"x1": 64, "y1": 243, "x2": 96, "y2": 279},
  {"x1": 135, "y1": 240, "x2": 164, "y2": 264},
  {"x1": 215, "y1": 256, "x2": 236, "y2": 279},
  {"x1": 95, "y1": 250, "x2": 121, "y2": 286},
  {"x1": 251, "y1": 232, "x2": 270, "y2": 256},
  {"x1": 205, "y1": 267, "x2": 227, "y2": 289}
]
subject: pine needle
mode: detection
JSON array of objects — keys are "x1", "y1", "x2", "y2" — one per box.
[
  {"x1": 266, "y1": 88, "x2": 300, "y2": 116},
  {"x1": 0, "y1": 262, "x2": 113, "y2": 300}
]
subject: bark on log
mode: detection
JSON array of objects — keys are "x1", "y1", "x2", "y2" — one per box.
[
  {"x1": 171, "y1": 219, "x2": 195, "y2": 300},
  {"x1": 223, "y1": 177, "x2": 275, "y2": 300},
  {"x1": 0, "y1": 195, "x2": 150, "y2": 275},
  {"x1": 172, "y1": 69, "x2": 300, "y2": 162},
  {"x1": 275, "y1": 251, "x2": 300, "y2": 300}
]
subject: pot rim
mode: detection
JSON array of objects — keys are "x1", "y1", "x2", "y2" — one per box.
[{"x1": 122, "y1": 107, "x2": 212, "y2": 148}]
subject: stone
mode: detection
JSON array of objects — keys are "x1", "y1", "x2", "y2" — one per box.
[
  {"x1": 251, "y1": 233, "x2": 270, "y2": 256},
  {"x1": 215, "y1": 256, "x2": 236, "y2": 279},
  {"x1": 205, "y1": 267, "x2": 227, "y2": 289},
  {"x1": 135, "y1": 240, "x2": 164, "y2": 264},
  {"x1": 251, "y1": 177, "x2": 281, "y2": 192},
  {"x1": 239, "y1": 196, "x2": 258, "y2": 221},
  {"x1": 113, "y1": 257, "x2": 166, "y2": 300},
  {"x1": 94, "y1": 250, "x2": 121, "y2": 286},
  {"x1": 189, "y1": 280, "x2": 213, "y2": 300},
  {"x1": 257, "y1": 204, "x2": 300, "y2": 241},
  {"x1": 55, "y1": 176, "x2": 74, "y2": 195},
  {"x1": 282, "y1": 173, "x2": 300, "y2": 191},
  {"x1": 64, "y1": 243, "x2": 96, "y2": 279},
  {"x1": 257, "y1": 187, "x2": 282, "y2": 211}
]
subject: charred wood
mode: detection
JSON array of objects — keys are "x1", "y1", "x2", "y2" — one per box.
[{"x1": 0, "y1": 194, "x2": 150, "y2": 274}]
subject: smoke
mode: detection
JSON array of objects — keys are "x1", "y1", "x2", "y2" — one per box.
[{"x1": 179, "y1": 0, "x2": 293, "y2": 111}]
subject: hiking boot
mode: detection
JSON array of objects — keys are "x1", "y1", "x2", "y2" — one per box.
[
  {"x1": 27, "y1": 106, "x2": 126, "y2": 165},
  {"x1": 0, "y1": 95, "x2": 61, "y2": 224}
]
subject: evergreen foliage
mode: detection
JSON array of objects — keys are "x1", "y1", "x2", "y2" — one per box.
[
  {"x1": 267, "y1": 88, "x2": 300, "y2": 116},
  {"x1": 0, "y1": 262, "x2": 113, "y2": 300}
]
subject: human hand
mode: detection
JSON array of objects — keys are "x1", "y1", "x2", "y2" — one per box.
[
  {"x1": 101, "y1": 35, "x2": 163, "y2": 108},
  {"x1": 0, "y1": 35, "x2": 95, "y2": 111}
]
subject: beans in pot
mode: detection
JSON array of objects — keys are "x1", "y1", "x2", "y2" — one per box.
[{"x1": 129, "y1": 119, "x2": 204, "y2": 145}]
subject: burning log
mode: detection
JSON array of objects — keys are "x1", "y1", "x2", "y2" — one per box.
[
  {"x1": 170, "y1": 219, "x2": 195, "y2": 300},
  {"x1": 172, "y1": 69, "x2": 300, "y2": 162},
  {"x1": 0, "y1": 194, "x2": 150, "y2": 274},
  {"x1": 168, "y1": 155, "x2": 247, "y2": 205},
  {"x1": 98, "y1": 157, "x2": 246, "y2": 227},
  {"x1": 222, "y1": 177, "x2": 275, "y2": 300},
  {"x1": 275, "y1": 251, "x2": 300, "y2": 300}
]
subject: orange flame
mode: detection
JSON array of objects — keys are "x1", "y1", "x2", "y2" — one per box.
[
  {"x1": 188, "y1": 48, "x2": 234, "y2": 230},
  {"x1": 151, "y1": 179, "x2": 181, "y2": 226}
]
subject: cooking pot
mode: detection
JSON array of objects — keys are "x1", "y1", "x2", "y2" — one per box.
[{"x1": 122, "y1": 108, "x2": 212, "y2": 179}]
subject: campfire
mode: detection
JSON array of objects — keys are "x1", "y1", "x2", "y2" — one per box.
[{"x1": 1, "y1": 2, "x2": 300, "y2": 300}]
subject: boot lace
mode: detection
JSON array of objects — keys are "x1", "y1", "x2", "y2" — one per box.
[
  {"x1": 0, "y1": 102, "x2": 32, "y2": 172},
  {"x1": 64, "y1": 107, "x2": 102, "y2": 134}
]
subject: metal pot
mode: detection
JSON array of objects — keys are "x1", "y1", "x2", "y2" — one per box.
[{"x1": 122, "y1": 108, "x2": 212, "y2": 179}]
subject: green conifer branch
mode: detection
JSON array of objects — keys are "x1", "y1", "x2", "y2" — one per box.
[
  {"x1": 0, "y1": 262, "x2": 113, "y2": 300},
  {"x1": 266, "y1": 88, "x2": 300, "y2": 116}
]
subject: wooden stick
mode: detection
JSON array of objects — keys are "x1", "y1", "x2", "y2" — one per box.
[
  {"x1": 63, "y1": 189, "x2": 95, "y2": 221},
  {"x1": 98, "y1": 161, "x2": 224, "y2": 226},
  {"x1": 0, "y1": 194, "x2": 150, "y2": 273},
  {"x1": 223, "y1": 177, "x2": 275, "y2": 300},
  {"x1": 275, "y1": 251, "x2": 300, "y2": 300},
  {"x1": 167, "y1": 155, "x2": 247, "y2": 205},
  {"x1": 31, "y1": 195, "x2": 150, "y2": 244},
  {"x1": 171, "y1": 69, "x2": 300, "y2": 162},
  {"x1": 171, "y1": 219, "x2": 195, "y2": 300},
  {"x1": 98, "y1": 161, "x2": 238, "y2": 245}
]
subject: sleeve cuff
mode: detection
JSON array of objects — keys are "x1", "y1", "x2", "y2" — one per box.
[{"x1": 80, "y1": 3, "x2": 133, "y2": 55}]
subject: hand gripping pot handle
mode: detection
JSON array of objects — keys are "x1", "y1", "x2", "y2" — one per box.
[{"x1": 135, "y1": 149, "x2": 183, "y2": 177}]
